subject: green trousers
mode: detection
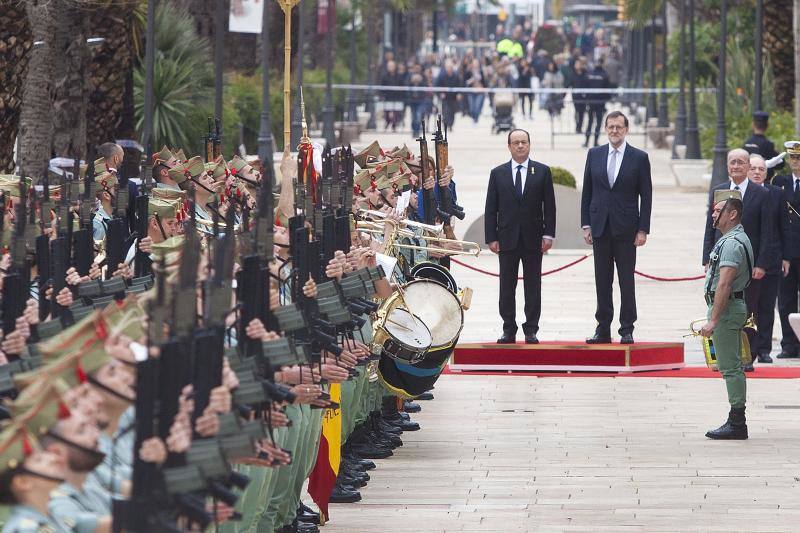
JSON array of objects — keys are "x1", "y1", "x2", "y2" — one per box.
[
  {"x1": 259, "y1": 404, "x2": 303, "y2": 531},
  {"x1": 709, "y1": 301, "x2": 747, "y2": 408}
]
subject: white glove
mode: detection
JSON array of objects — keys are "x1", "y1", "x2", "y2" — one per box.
[{"x1": 766, "y1": 152, "x2": 786, "y2": 169}]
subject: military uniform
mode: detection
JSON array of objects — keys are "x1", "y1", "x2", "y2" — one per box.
[
  {"x1": 1, "y1": 505, "x2": 69, "y2": 533},
  {"x1": 48, "y1": 481, "x2": 110, "y2": 533},
  {"x1": 743, "y1": 111, "x2": 784, "y2": 178},
  {"x1": 704, "y1": 222, "x2": 753, "y2": 408}
]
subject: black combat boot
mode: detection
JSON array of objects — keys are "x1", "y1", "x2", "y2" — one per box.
[{"x1": 705, "y1": 407, "x2": 748, "y2": 440}]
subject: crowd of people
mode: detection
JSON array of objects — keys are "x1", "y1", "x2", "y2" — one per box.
[
  {"x1": 0, "y1": 114, "x2": 470, "y2": 531},
  {"x1": 377, "y1": 21, "x2": 623, "y2": 145}
]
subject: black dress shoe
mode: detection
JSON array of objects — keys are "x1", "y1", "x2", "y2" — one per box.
[
  {"x1": 351, "y1": 444, "x2": 393, "y2": 459},
  {"x1": 384, "y1": 415, "x2": 420, "y2": 431},
  {"x1": 586, "y1": 333, "x2": 612, "y2": 344},
  {"x1": 756, "y1": 353, "x2": 773, "y2": 364},
  {"x1": 293, "y1": 519, "x2": 320, "y2": 533},
  {"x1": 403, "y1": 400, "x2": 421, "y2": 413},
  {"x1": 415, "y1": 391, "x2": 434, "y2": 401},
  {"x1": 776, "y1": 351, "x2": 798, "y2": 359},
  {"x1": 619, "y1": 334, "x2": 634, "y2": 344},
  {"x1": 297, "y1": 503, "x2": 320, "y2": 524},
  {"x1": 524, "y1": 334, "x2": 539, "y2": 344},
  {"x1": 706, "y1": 407, "x2": 748, "y2": 440},
  {"x1": 742, "y1": 363, "x2": 754, "y2": 372},
  {"x1": 329, "y1": 485, "x2": 362, "y2": 503},
  {"x1": 497, "y1": 333, "x2": 516, "y2": 344}
]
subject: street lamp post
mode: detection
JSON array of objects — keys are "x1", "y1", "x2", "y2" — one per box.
[
  {"x1": 366, "y1": 1, "x2": 379, "y2": 130},
  {"x1": 258, "y1": 0, "x2": 275, "y2": 168},
  {"x1": 290, "y1": 0, "x2": 305, "y2": 148},
  {"x1": 346, "y1": 7, "x2": 358, "y2": 122},
  {"x1": 685, "y1": 0, "x2": 701, "y2": 159},
  {"x1": 710, "y1": 0, "x2": 728, "y2": 186},
  {"x1": 214, "y1": 0, "x2": 225, "y2": 120},
  {"x1": 672, "y1": 0, "x2": 687, "y2": 158},
  {"x1": 755, "y1": 0, "x2": 763, "y2": 111},
  {"x1": 657, "y1": 2, "x2": 669, "y2": 128},
  {"x1": 142, "y1": 0, "x2": 156, "y2": 151},
  {"x1": 647, "y1": 19, "x2": 657, "y2": 121},
  {"x1": 321, "y1": 1, "x2": 336, "y2": 146}
]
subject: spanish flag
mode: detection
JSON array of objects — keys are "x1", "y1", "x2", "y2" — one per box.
[{"x1": 307, "y1": 383, "x2": 342, "y2": 523}]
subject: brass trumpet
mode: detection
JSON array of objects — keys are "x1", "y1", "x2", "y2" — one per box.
[
  {"x1": 356, "y1": 221, "x2": 481, "y2": 256},
  {"x1": 686, "y1": 315, "x2": 755, "y2": 370},
  {"x1": 357, "y1": 209, "x2": 443, "y2": 234}
]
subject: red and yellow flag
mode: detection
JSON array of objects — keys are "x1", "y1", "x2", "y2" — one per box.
[{"x1": 307, "y1": 383, "x2": 342, "y2": 523}]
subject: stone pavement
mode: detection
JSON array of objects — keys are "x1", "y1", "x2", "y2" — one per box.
[{"x1": 323, "y1": 374, "x2": 800, "y2": 532}]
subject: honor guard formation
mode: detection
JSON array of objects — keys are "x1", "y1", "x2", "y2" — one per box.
[{"x1": 0, "y1": 109, "x2": 476, "y2": 532}]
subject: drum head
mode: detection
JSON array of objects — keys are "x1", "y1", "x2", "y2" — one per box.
[
  {"x1": 384, "y1": 308, "x2": 433, "y2": 351},
  {"x1": 400, "y1": 279, "x2": 463, "y2": 347},
  {"x1": 410, "y1": 262, "x2": 458, "y2": 293}
]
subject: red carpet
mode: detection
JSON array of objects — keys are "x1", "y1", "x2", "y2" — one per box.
[
  {"x1": 451, "y1": 341, "x2": 685, "y2": 373},
  {"x1": 443, "y1": 365, "x2": 800, "y2": 379}
]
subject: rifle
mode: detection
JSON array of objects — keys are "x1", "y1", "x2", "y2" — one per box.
[
  {"x1": 35, "y1": 167, "x2": 52, "y2": 321},
  {"x1": 49, "y1": 173, "x2": 72, "y2": 321},
  {"x1": 104, "y1": 163, "x2": 128, "y2": 279},
  {"x1": 134, "y1": 144, "x2": 153, "y2": 277},
  {"x1": 204, "y1": 117, "x2": 215, "y2": 163},
  {"x1": 73, "y1": 154, "x2": 95, "y2": 276},
  {"x1": 418, "y1": 122, "x2": 437, "y2": 225},
  {"x1": 2, "y1": 175, "x2": 30, "y2": 337},
  {"x1": 433, "y1": 114, "x2": 465, "y2": 222}
]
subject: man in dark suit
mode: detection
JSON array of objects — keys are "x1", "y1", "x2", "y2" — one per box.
[
  {"x1": 771, "y1": 141, "x2": 800, "y2": 359},
  {"x1": 703, "y1": 149, "x2": 773, "y2": 370},
  {"x1": 580, "y1": 111, "x2": 652, "y2": 344},
  {"x1": 485, "y1": 128, "x2": 556, "y2": 344},
  {"x1": 746, "y1": 154, "x2": 782, "y2": 363}
]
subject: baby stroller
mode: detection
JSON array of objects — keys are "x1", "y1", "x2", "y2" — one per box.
[{"x1": 492, "y1": 90, "x2": 515, "y2": 134}]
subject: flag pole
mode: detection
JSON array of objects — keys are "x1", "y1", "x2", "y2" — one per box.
[{"x1": 277, "y1": 0, "x2": 302, "y2": 155}]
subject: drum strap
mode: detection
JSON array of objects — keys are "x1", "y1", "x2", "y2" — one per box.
[{"x1": 705, "y1": 235, "x2": 752, "y2": 295}]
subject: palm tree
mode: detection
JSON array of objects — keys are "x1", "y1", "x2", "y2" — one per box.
[
  {"x1": 0, "y1": 1, "x2": 31, "y2": 172},
  {"x1": 764, "y1": 0, "x2": 794, "y2": 112}
]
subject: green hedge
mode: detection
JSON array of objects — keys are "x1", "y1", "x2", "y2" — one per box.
[{"x1": 551, "y1": 166, "x2": 577, "y2": 188}]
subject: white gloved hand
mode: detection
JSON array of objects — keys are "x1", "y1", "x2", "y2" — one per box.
[{"x1": 766, "y1": 152, "x2": 786, "y2": 169}]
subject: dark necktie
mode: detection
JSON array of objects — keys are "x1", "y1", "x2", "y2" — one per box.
[
  {"x1": 515, "y1": 165, "x2": 523, "y2": 198},
  {"x1": 795, "y1": 180, "x2": 799, "y2": 194},
  {"x1": 734, "y1": 185, "x2": 740, "y2": 191}
]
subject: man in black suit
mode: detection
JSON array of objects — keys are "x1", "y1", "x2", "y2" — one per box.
[
  {"x1": 580, "y1": 111, "x2": 652, "y2": 344},
  {"x1": 485, "y1": 129, "x2": 556, "y2": 344},
  {"x1": 703, "y1": 149, "x2": 772, "y2": 371},
  {"x1": 771, "y1": 141, "x2": 800, "y2": 359},
  {"x1": 745, "y1": 154, "x2": 781, "y2": 363}
]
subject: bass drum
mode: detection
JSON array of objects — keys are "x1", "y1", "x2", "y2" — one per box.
[
  {"x1": 410, "y1": 262, "x2": 458, "y2": 293},
  {"x1": 378, "y1": 279, "x2": 464, "y2": 398}
]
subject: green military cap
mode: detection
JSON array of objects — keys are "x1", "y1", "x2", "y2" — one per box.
[
  {"x1": 784, "y1": 141, "x2": 800, "y2": 155},
  {"x1": 152, "y1": 187, "x2": 187, "y2": 202},
  {"x1": 168, "y1": 156, "x2": 205, "y2": 185},
  {"x1": 713, "y1": 189, "x2": 743, "y2": 204},
  {"x1": 149, "y1": 197, "x2": 180, "y2": 220},
  {"x1": 14, "y1": 350, "x2": 89, "y2": 391},
  {"x1": 174, "y1": 148, "x2": 187, "y2": 162},
  {"x1": 229, "y1": 155, "x2": 250, "y2": 175},
  {"x1": 153, "y1": 145, "x2": 175, "y2": 166},
  {"x1": 367, "y1": 158, "x2": 400, "y2": 176},
  {"x1": 34, "y1": 309, "x2": 102, "y2": 362},
  {"x1": 0, "y1": 175, "x2": 33, "y2": 199},
  {"x1": 152, "y1": 235, "x2": 186, "y2": 275},
  {"x1": 355, "y1": 140, "x2": 383, "y2": 168},
  {"x1": 11, "y1": 379, "x2": 72, "y2": 437},
  {"x1": 100, "y1": 295, "x2": 146, "y2": 345},
  {"x1": 354, "y1": 169, "x2": 374, "y2": 194},
  {"x1": 376, "y1": 173, "x2": 411, "y2": 192},
  {"x1": 0, "y1": 423, "x2": 37, "y2": 474},
  {"x1": 96, "y1": 171, "x2": 118, "y2": 193},
  {"x1": 387, "y1": 145, "x2": 413, "y2": 161},
  {"x1": 210, "y1": 159, "x2": 230, "y2": 181}
]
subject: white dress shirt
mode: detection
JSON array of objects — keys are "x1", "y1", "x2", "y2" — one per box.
[
  {"x1": 510, "y1": 158, "x2": 553, "y2": 241},
  {"x1": 607, "y1": 141, "x2": 627, "y2": 185},
  {"x1": 510, "y1": 159, "x2": 529, "y2": 192},
  {"x1": 728, "y1": 177, "x2": 748, "y2": 198}
]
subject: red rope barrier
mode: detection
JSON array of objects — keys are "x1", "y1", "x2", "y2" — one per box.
[{"x1": 450, "y1": 255, "x2": 705, "y2": 282}]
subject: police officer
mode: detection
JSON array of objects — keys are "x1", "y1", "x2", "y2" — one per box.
[
  {"x1": 700, "y1": 191, "x2": 753, "y2": 440},
  {"x1": 743, "y1": 111, "x2": 784, "y2": 179}
]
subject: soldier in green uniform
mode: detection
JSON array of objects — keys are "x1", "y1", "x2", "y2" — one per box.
[
  {"x1": 699, "y1": 191, "x2": 753, "y2": 440},
  {"x1": 0, "y1": 424, "x2": 69, "y2": 533}
]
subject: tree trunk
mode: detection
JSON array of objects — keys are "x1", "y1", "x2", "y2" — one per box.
[
  {"x1": 0, "y1": 0, "x2": 32, "y2": 172},
  {"x1": 19, "y1": 0, "x2": 57, "y2": 177},
  {"x1": 795, "y1": 0, "x2": 800, "y2": 135},
  {"x1": 764, "y1": 0, "x2": 794, "y2": 111},
  {"x1": 86, "y1": 2, "x2": 137, "y2": 154},
  {"x1": 51, "y1": 1, "x2": 90, "y2": 160}
]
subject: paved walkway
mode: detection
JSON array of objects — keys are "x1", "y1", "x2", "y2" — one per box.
[
  {"x1": 307, "y1": 104, "x2": 800, "y2": 532},
  {"x1": 324, "y1": 374, "x2": 800, "y2": 532}
]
